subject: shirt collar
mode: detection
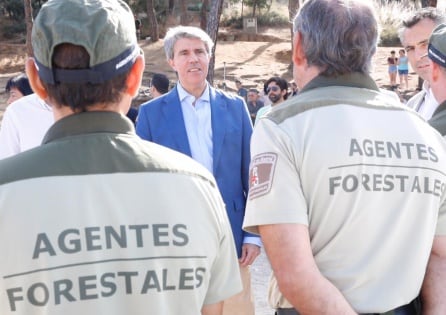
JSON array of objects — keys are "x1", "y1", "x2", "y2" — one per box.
[
  {"x1": 422, "y1": 80, "x2": 431, "y2": 93},
  {"x1": 432, "y1": 100, "x2": 446, "y2": 117},
  {"x1": 300, "y1": 72, "x2": 379, "y2": 93},
  {"x1": 177, "y1": 82, "x2": 210, "y2": 104},
  {"x1": 42, "y1": 111, "x2": 135, "y2": 144},
  {"x1": 37, "y1": 97, "x2": 52, "y2": 111}
]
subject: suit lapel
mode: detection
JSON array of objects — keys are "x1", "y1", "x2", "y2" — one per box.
[
  {"x1": 210, "y1": 87, "x2": 227, "y2": 174},
  {"x1": 161, "y1": 87, "x2": 192, "y2": 157}
]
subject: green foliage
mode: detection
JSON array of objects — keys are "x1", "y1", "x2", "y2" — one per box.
[
  {"x1": 244, "y1": 0, "x2": 272, "y2": 12},
  {"x1": 0, "y1": 0, "x2": 45, "y2": 20},
  {"x1": 126, "y1": 0, "x2": 167, "y2": 16},
  {"x1": 220, "y1": 14, "x2": 244, "y2": 29},
  {"x1": 221, "y1": 6, "x2": 289, "y2": 28},
  {"x1": 0, "y1": 0, "x2": 45, "y2": 41},
  {"x1": 2, "y1": 0, "x2": 25, "y2": 21},
  {"x1": 374, "y1": 0, "x2": 416, "y2": 46},
  {"x1": 256, "y1": 11, "x2": 289, "y2": 27},
  {"x1": 1, "y1": 19, "x2": 26, "y2": 40}
]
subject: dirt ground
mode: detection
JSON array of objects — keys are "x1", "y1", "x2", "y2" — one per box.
[{"x1": 0, "y1": 28, "x2": 419, "y2": 315}]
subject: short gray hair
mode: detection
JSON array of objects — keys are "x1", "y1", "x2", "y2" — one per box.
[
  {"x1": 293, "y1": 0, "x2": 378, "y2": 76},
  {"x1": 398, "y1": 7, "x2": 446, "y2": 45},
  {"x1": 163, "y1": 26, "x2": 214, "y2": 60}
]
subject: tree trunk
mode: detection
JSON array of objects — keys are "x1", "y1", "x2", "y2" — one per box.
[
  {"x1": 146, "y1": 0, "x2": 159, "y2": 41},
  {"x1": 168, "y1": 0, "x2": 175, "y2": 14},
  {"x1": 288, "y1": 0, "x2": 300, "y2": 52},
  {"x1": 252, "y1": 1, "x2": 257, "y2": 17},
  {"x1": 180, "y1": 0, "x2": 188, "y2": 25},
  {"x1": 24, "y1": 0, "x2": 33, "y2": 57},
  {"x1": 206, "y1": 0, "x2": 224, "y2": 86},
  {"x1": 200, "y1": 0, "x2": 209, "y2": 30}
]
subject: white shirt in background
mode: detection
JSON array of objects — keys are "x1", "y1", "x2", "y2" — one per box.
[{"x1": 0, "y1": 93, "x2": 54, "y2": 159}]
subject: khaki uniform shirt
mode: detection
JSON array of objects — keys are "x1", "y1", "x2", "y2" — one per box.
[
  {"x1": 0, "y1": 112, "x2": 242, "y2": 314},
  {"x1": 244, "y1": 73, "x2": 446, "y2": 313}
]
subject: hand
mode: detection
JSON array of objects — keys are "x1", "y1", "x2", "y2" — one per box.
[{"x1": 239, "y1": 243, "x2": 261, "y2": 267}]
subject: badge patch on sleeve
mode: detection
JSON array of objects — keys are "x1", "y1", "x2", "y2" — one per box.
[{"x1": 249, "y1": 152, "x2": 278, "y2": 200}]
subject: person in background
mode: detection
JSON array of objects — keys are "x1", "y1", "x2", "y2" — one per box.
[
  {"x1": 5, "y1": 73, "x2": 33, "y2": 105},
  {"x1": 246, "y1": 88, "x2": 264, "y2": 125},
  {"x1": 255, "y1": 76, "x2": 288, "y2": 125},
  {"x1": 399, "y1": 7, "x2": 446, "y2": 119},
  {"x1": 126, "y1": 105, "x2": 138, "y2": 125},
  {"x1": 134, "y1": 14, "x2": 142, "y2": 40},
  {"x1": 235, "y1": 79, "x2": 248, "y2": 102},
  {"x1": 243, "y1": 0, "x2": 446, "y2": 314},
  {"x1": 0, "y1": 1, "x2": 242, "y2": 314},
  {"x1": 397, "y1": 49, "x2": 409, "y2": 91},
  {"x1": 136, "y1": 25, "x2": 260, "y2": 315},
  {"x1": 290, "y1": 82, "x2": 299, "y2": 97},
  {"x1": 426, "y1": 23, "x2": 446, "y2": 136},
  {"x1": 150, "y1": 72, "x2": 170, "y2": 98},
  {"x1": 0, "y1": 91, "x2": 53, "y2": 158},
  {"x1": 387, "y1": 50, "x2": 398, "y2": 89}
]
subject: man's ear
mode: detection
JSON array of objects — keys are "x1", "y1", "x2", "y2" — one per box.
[
  {"x1": 431, "y1": 61, "x2": 440, "y2": 83},
  {"x1": 292, "y1": 32, "x2": 306, "y2": 66},
  {"x1": 167, "y1": 58, "x2": 176, "y2": 71},
  {"x1": 126, "y1": 55, "x2": 145, "y2": 97},
  {"x1": 25, "y1": 58, "x2": 48, "y2": 100},
  {"x1": 281, "y1": 89, "x2": 287, "y2": 98}
]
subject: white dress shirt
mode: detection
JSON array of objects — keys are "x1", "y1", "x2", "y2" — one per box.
[
  {"x1": 407, "y1": 81, "x2": 439, "y2": 120},
  {"x1": 0, "y1": 94, "x2": 54, "y2": 159},
  {"x1": 177, "y1": 83, "x2": 262, "y2": 248},
  {"x1": 177, "y1": 83, "x2": 213, "y2": 173}
]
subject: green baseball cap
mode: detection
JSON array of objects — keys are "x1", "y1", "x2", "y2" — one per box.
[
  {"x1": 32, "y1": 0, "x2": 139, "y2": 84},
  {"x1": 428, "y1": 23, "x2": 446, "y2": 68}
]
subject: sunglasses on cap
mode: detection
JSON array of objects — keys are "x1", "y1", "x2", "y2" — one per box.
[{"x1": 266, "y1": 86, "x2": 280, "y2": 93}]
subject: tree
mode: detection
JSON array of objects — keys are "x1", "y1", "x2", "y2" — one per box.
[
  {"x1": 200, "y1": 0, "x2": 209, "y2": 30},
  {"x1": 167, "y1": 0, "x2": 174, "y2": 14},
  {"x1": 180, "y1": 0, "x2": 188, "y2": 25},
  {"x1": 146, "y1": 0, "x2": 159, "y2": 41},
  {"x1": 206, "y1": 0, "x2": 225, "y2": 85},
  {"x1": 244, "y1": 0, "x2": 272, "y2": 17},
  {"x1": 24, "y1": 0, "x2": 33, "y2": 56},
  {"x1": 4, "y1": 0, "x2": 25, "y2": 21}
]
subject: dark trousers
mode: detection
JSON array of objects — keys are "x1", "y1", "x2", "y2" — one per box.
[{"x1": 276, "y1": 298, "x2": 420, "y2": 315}]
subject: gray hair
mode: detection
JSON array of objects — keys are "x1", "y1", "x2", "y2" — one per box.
[
  {"x1": 293, "y1": 0, "x2": 378, "y2": 76},
  {"x1": 398, "y1": 8, "x2": 446, "y2": 44},
  {"x1": 163, "y1": 26, "x2": 214, "y2": 60}
]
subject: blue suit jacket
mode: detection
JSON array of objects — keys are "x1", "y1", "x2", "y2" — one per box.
[{"x1": 136, "y1": 85, "x2": 257, "y2": 257}]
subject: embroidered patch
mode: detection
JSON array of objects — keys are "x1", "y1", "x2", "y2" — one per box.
[{"x1": 249, "y1": 152, "x2": 278, "y2": 200}]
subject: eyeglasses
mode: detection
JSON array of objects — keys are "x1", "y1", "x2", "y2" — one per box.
[{"x1": 266, "y1": 86, "x2": 280, "y2": 93}]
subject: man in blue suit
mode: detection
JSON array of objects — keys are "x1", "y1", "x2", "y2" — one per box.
[{"x1": 136, "y1": 26, "x2": 261, "y2": 315}]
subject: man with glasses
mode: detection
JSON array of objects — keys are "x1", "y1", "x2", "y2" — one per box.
[
  {"x1": 255, "y1": 76, "x2": 288, "y2": 125},
  {"x1": 399, "y1": 7, "x2": 445, "y2": 119}
]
